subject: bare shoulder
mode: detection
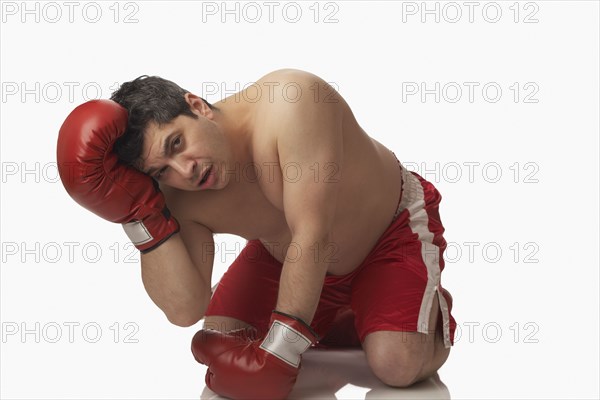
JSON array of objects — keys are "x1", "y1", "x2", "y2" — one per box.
[
  {"x1": 256, "y1": 68, "x2": 322, "y2": 84},
  {"x1": 247, "y1": 69, "x2": 344, "y2": 155},
  {"x1": 254, "y1": 68, "x2": 344, "y2": 107}
]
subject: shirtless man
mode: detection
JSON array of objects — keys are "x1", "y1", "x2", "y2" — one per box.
[{"x1": 57, "y1": 69, "x2": 456, "y2": 399}]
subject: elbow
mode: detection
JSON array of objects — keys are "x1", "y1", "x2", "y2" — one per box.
[
  {"x1": 167, "y1": 309, "x2": 205, "y2": 327},
  {"x1": 162, "y1": 287, "x2": 211, "y2": 327},
  {"x1": 166, "y1": 298, "x2": 209, "y2": 328}
]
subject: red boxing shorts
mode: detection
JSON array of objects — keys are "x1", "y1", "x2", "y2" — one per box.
[{"x1": 205, "y1": 158, "x2": 457, "y2": 349}]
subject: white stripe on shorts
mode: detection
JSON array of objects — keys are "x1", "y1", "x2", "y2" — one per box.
[{"x1": 399, "y1": 165, "x2": 452, "y2": 348}]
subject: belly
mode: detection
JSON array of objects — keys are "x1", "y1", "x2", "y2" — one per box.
[
  {"x1": 259, "y1": 214, "x2": 396, "y2": 275},
  {"x1": 259, "y1": 148, "x2": 403, "y2": 275}
]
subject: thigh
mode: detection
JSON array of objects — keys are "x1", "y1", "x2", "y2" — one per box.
[
  {"x1": 311, "y1": 284, "x2": 354, "y2": 345},
  {"x1": 204, "y1": 239, "x2": 352, "y2": 339},
  {"x1": 350, "y1": 169, "x2": 456, "y2": 347},
  {"x1": 351, "y1": 237, "x2": 456, "y2": 348},
  {"x1": 350, "y1": 241, "x2": 444, "y2": 342},
  {"x1": 361, "y1": 290, "x2": 451, "y2": 386},
  {"x1": 204, "y1": 240, "x2": 281, "y2": 336}
]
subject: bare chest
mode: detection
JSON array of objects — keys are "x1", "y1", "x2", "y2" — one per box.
[{"x1": 185, "y1": 128, "x2": 402, "y2": 276}]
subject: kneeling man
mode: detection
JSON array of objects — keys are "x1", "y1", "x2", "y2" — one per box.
[{"x1": 57, "y1": 69, "x2": 457, "y2": 400}]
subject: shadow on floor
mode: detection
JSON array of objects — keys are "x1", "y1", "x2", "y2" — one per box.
[{"x1": 200, "y1": 348, "x2": 451, "y2": 399}]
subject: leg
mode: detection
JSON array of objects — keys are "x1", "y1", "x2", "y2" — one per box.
[
  {"x1": 362, "y1": 290, "x2": 451, "y2": 387},
  {"x1": 204, "y1": 240, "x2": 352, "y2": 340},
  {"x1": 203, "y1": 282, "x2": 256, "y2": 333},
  {"x1": 316, "y1": 307, "x2": 362, "y2": 348},
  {"x1": 203, "y1": 240, "x2": 282, "y2": 337},
  {"x1": 349, "y1": 169, "x2": 456, "y2": 387}
]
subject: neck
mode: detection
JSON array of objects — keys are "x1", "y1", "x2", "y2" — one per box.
[{"x1": 213, "y1": 96, "x2": 256, "y2": 166}]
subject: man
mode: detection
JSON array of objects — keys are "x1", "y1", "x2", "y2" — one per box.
[{"x1": 57, "y1": 69, "x2": 456, "y2": 399}]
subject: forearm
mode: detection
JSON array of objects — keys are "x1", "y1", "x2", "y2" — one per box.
[
  {"x1": 275, "y1": 234, "x2": 332, "y2": 324},
  {"x1": 141, "y1": 233, "x2": 211, "y2": 327}
]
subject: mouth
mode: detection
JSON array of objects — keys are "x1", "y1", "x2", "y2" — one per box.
[{"x1": 198, "y1": 166, "x2": 212, "y2": 187}]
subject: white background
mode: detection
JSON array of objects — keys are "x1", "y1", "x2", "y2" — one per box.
[{"x1": 1, "y1": 1, "x2": 598, "y2": 399}]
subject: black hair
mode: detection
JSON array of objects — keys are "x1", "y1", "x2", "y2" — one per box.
[{"x1": 110, "y1": 75, "x2": 217, "y2": 169}]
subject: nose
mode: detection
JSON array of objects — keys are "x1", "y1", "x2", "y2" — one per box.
[{"x1": 171, "y1": 156, "x2": 196, "y2": 180}]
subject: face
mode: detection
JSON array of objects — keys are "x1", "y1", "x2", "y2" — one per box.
[{"x1": 140, "y1": 95, "x2": 232, "y2": 191}]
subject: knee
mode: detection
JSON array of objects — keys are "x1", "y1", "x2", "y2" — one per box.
[{"x1": 367, "y1": 350, "x2": 424, "y2": 388}]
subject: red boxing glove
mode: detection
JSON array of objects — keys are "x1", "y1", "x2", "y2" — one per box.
[
  {"x1": 191, "y1": 311, "x2": 319, "y2": 400},
  {"x1": 56, "y1": 99, "x2": 179, "y2": 253}
]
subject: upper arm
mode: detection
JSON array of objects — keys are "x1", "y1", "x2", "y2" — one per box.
[{"x1": 270, "y1": 70, "x2": 345, "y2": 237}]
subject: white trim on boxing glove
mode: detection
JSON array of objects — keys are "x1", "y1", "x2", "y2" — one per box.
[
  {"x1": 122, "y1": 221, "x2": 153, "y2": 245},
  {"x1": 259, "y1": 320, "x2": 312, "y2": 368}
]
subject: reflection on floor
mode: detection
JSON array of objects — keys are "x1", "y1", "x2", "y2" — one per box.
[{"x1": 200, "y1": 348, "x2": 451, "y2": 399}]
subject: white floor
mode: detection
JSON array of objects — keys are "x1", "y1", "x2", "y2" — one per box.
[{"x1": 200, "y1": 348, "x2": 451, "y2": 400}]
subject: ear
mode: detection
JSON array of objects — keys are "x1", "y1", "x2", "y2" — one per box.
[{"x1": 185, "y1": 93, "x2": 213, "y2": 119}]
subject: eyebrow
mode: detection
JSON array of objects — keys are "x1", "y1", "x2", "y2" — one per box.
[{"x1": 144, "y1": 131, "x2": 177, "y2": 176}]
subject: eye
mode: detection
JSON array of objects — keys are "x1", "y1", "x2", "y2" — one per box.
[{"x1": 172, "y1": 136, "x2": 182, "y2": 151}]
